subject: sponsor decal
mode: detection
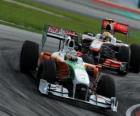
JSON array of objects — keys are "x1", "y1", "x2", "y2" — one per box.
[{"x1": 48, "y1": 26, "x2": 77, "y2": 36}]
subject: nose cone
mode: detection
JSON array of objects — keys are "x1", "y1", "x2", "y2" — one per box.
[{"x1": 74, "y1": 69, "x2": 90, "y2": 87}]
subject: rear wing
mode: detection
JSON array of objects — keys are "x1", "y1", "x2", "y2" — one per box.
[
  {"x1": 42, "y1": 25, "x2": 78, "y2": 50},
  {"x1": 101, "y1": 19, "x2": 129, "y2": 35}
]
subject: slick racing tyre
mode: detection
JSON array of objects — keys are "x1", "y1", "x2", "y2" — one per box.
[
  {"x1": 20, "y1": 40, "x2": 39, "y2": 73},
  {"x1": 117, "y1": 46, "x2": 130, "y2": 62},
  {"x1": 117, "y1": 46, "x2": 130, "y2": 75},
  {"x1": 129, "y1": 44, "x2": 140, "y2": 73},
  {"x1": 96, "y1": 75, "x2": 116, "y2": 98},
  {"x1": 37, "y1": 60, "x2": 56, "y2": 83}
]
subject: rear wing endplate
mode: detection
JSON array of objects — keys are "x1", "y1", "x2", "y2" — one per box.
[
  {"x1": 101, "y1": 19, "x2": 129, "y2": 35},
  {"x1": 101, "y1": 19, "x2": 129, "y2": 42}
]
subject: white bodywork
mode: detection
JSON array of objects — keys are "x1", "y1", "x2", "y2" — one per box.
[
  {"x1": 82, "y1": 34, "x2": 96, "y2": 41},
  {"x1": 52, "y1": 51, "x2": 90, "y2": 87},
  {"x1": 39, "y1": 30, "x2": 118, "y2": 112},
  {"x1": 73, "y1": 68, "x2": 89, "y2": 86},
  {"x1": 90, "y1": 39, "x2": 103, "y2": 51},
  {"x1": 90, "y1": 33, "x2": 129, "y2": 52},
  {"x1": 39, "y1": 79, "x2": 118, "y2": 112}
]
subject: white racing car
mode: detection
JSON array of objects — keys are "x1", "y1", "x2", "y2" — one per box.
[
  {"x1": 81, "y1": 19, "x2": 140, "y2": 75},
  {"x1": 20, "y1": 25, "x2": 118, "y2": 112}
]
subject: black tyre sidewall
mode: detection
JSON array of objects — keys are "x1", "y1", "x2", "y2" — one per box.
[
  {"x1": 38, "y1": 60, "x2": 56, "y2": 83},
  {"x1": 20, "y1": 40, "x2": 39, "y2": 73},
  {"x1": 117, "y1": 46, "x2": 130, "y2": 62},
  {"x1": 96, "y1": 75, "x2": 116, "y2": 98},
  {"x1": 130, "y1": 44, "x2": 140, "y2": 73},
  {"x1": 117, "y1": 46, "x2": 130, "y2": 75}
]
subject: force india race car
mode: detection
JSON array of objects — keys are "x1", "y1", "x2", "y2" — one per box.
[
  {"x1": 81, "y1": 19, "x2": 140, "y2": 75},
  {"x1": 20, "y1": 25, "x2": 118, "y2": 112}
]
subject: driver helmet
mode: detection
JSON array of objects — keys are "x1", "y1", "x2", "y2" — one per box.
[
  {"x1": 64, "y1": 36, "x2": 75, "y2": 51},
  {"x1": 106, "y1": 18, "x2": 115, "y2": 34},
  {"x1": 63, "y1": 36, "x2": 78, "y2": 61},
  {"x1": 101, "y1": 32, "x2": 111, "y2": 42}
]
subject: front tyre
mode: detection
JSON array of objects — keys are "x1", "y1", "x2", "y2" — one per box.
[
  {"x1": 96, "y1": 75, "x2": 116, "y2": 98},
  {"x1": 117, "y1": 46, "x2": 130, "y2": 62},
  {"x1": 20, "y1": 40, "x2": 39, "y2": 74}
]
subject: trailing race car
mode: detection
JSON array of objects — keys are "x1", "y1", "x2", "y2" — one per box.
[
  {"x1": 20, "y1": 25, "x2": 118, "y2": 112},
  {"x1": 81, "y1": 19, "x2": 140, "y2": 75}
]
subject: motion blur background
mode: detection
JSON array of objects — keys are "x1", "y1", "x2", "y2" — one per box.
[{"x1": 108, "y1": 0, "x2": 140, "y2": 8}]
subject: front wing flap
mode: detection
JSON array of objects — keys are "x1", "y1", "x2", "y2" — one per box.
[
  {"x1": 39, "y1": 79, "x2": 118, "y2": 112},
  {"x1": 102, "y1": 59, "x2": 127, "y2": 72}
]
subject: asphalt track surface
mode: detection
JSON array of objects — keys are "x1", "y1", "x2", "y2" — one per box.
[
  {"x1": 0, "y1": 24, "x2": 140, "y2": 116},
  {"x1": 32, "y1": 0, "x2": 140, "y2": 29}
]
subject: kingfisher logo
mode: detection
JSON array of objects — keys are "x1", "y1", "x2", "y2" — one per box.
[{"x1": 126, "y1": 104, "x2": 140, "y2": 116}]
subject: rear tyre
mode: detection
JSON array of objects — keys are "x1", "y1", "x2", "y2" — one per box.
[
  {"x1": 129, "y1": 44, "x2": 140, "y2": 73},
  {"x1": 96, "y1": 75, "x2": 116, "y2": 98},
  {"x1": 117, "y1": 46, "x2": 130, "y2": 75},
  {"x1": 20, "y1": 40, "x2": 39, "y2": 73},
  {"x1": 37, "y1": 60, "x2": 56, "y2": 83}
]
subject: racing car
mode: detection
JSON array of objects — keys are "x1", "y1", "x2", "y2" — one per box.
[
  {"x1": 81, "y1": 19, "x2": 140, "y2": 75},
  {"x1": 20, "y1": 25, "x2": 118, "y2": 112}
]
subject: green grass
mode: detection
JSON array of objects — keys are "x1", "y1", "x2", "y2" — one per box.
[{"x1": 0, "y1": 0, "x2": 139, "y2": 44}]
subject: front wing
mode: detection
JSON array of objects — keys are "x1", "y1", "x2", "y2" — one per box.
[
  {"x1": 102, "y1": 59, "x2": 127, "y2": 72},
  {"x1": 39, "y1": 79, "x2": 118, "y2": 112}
]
